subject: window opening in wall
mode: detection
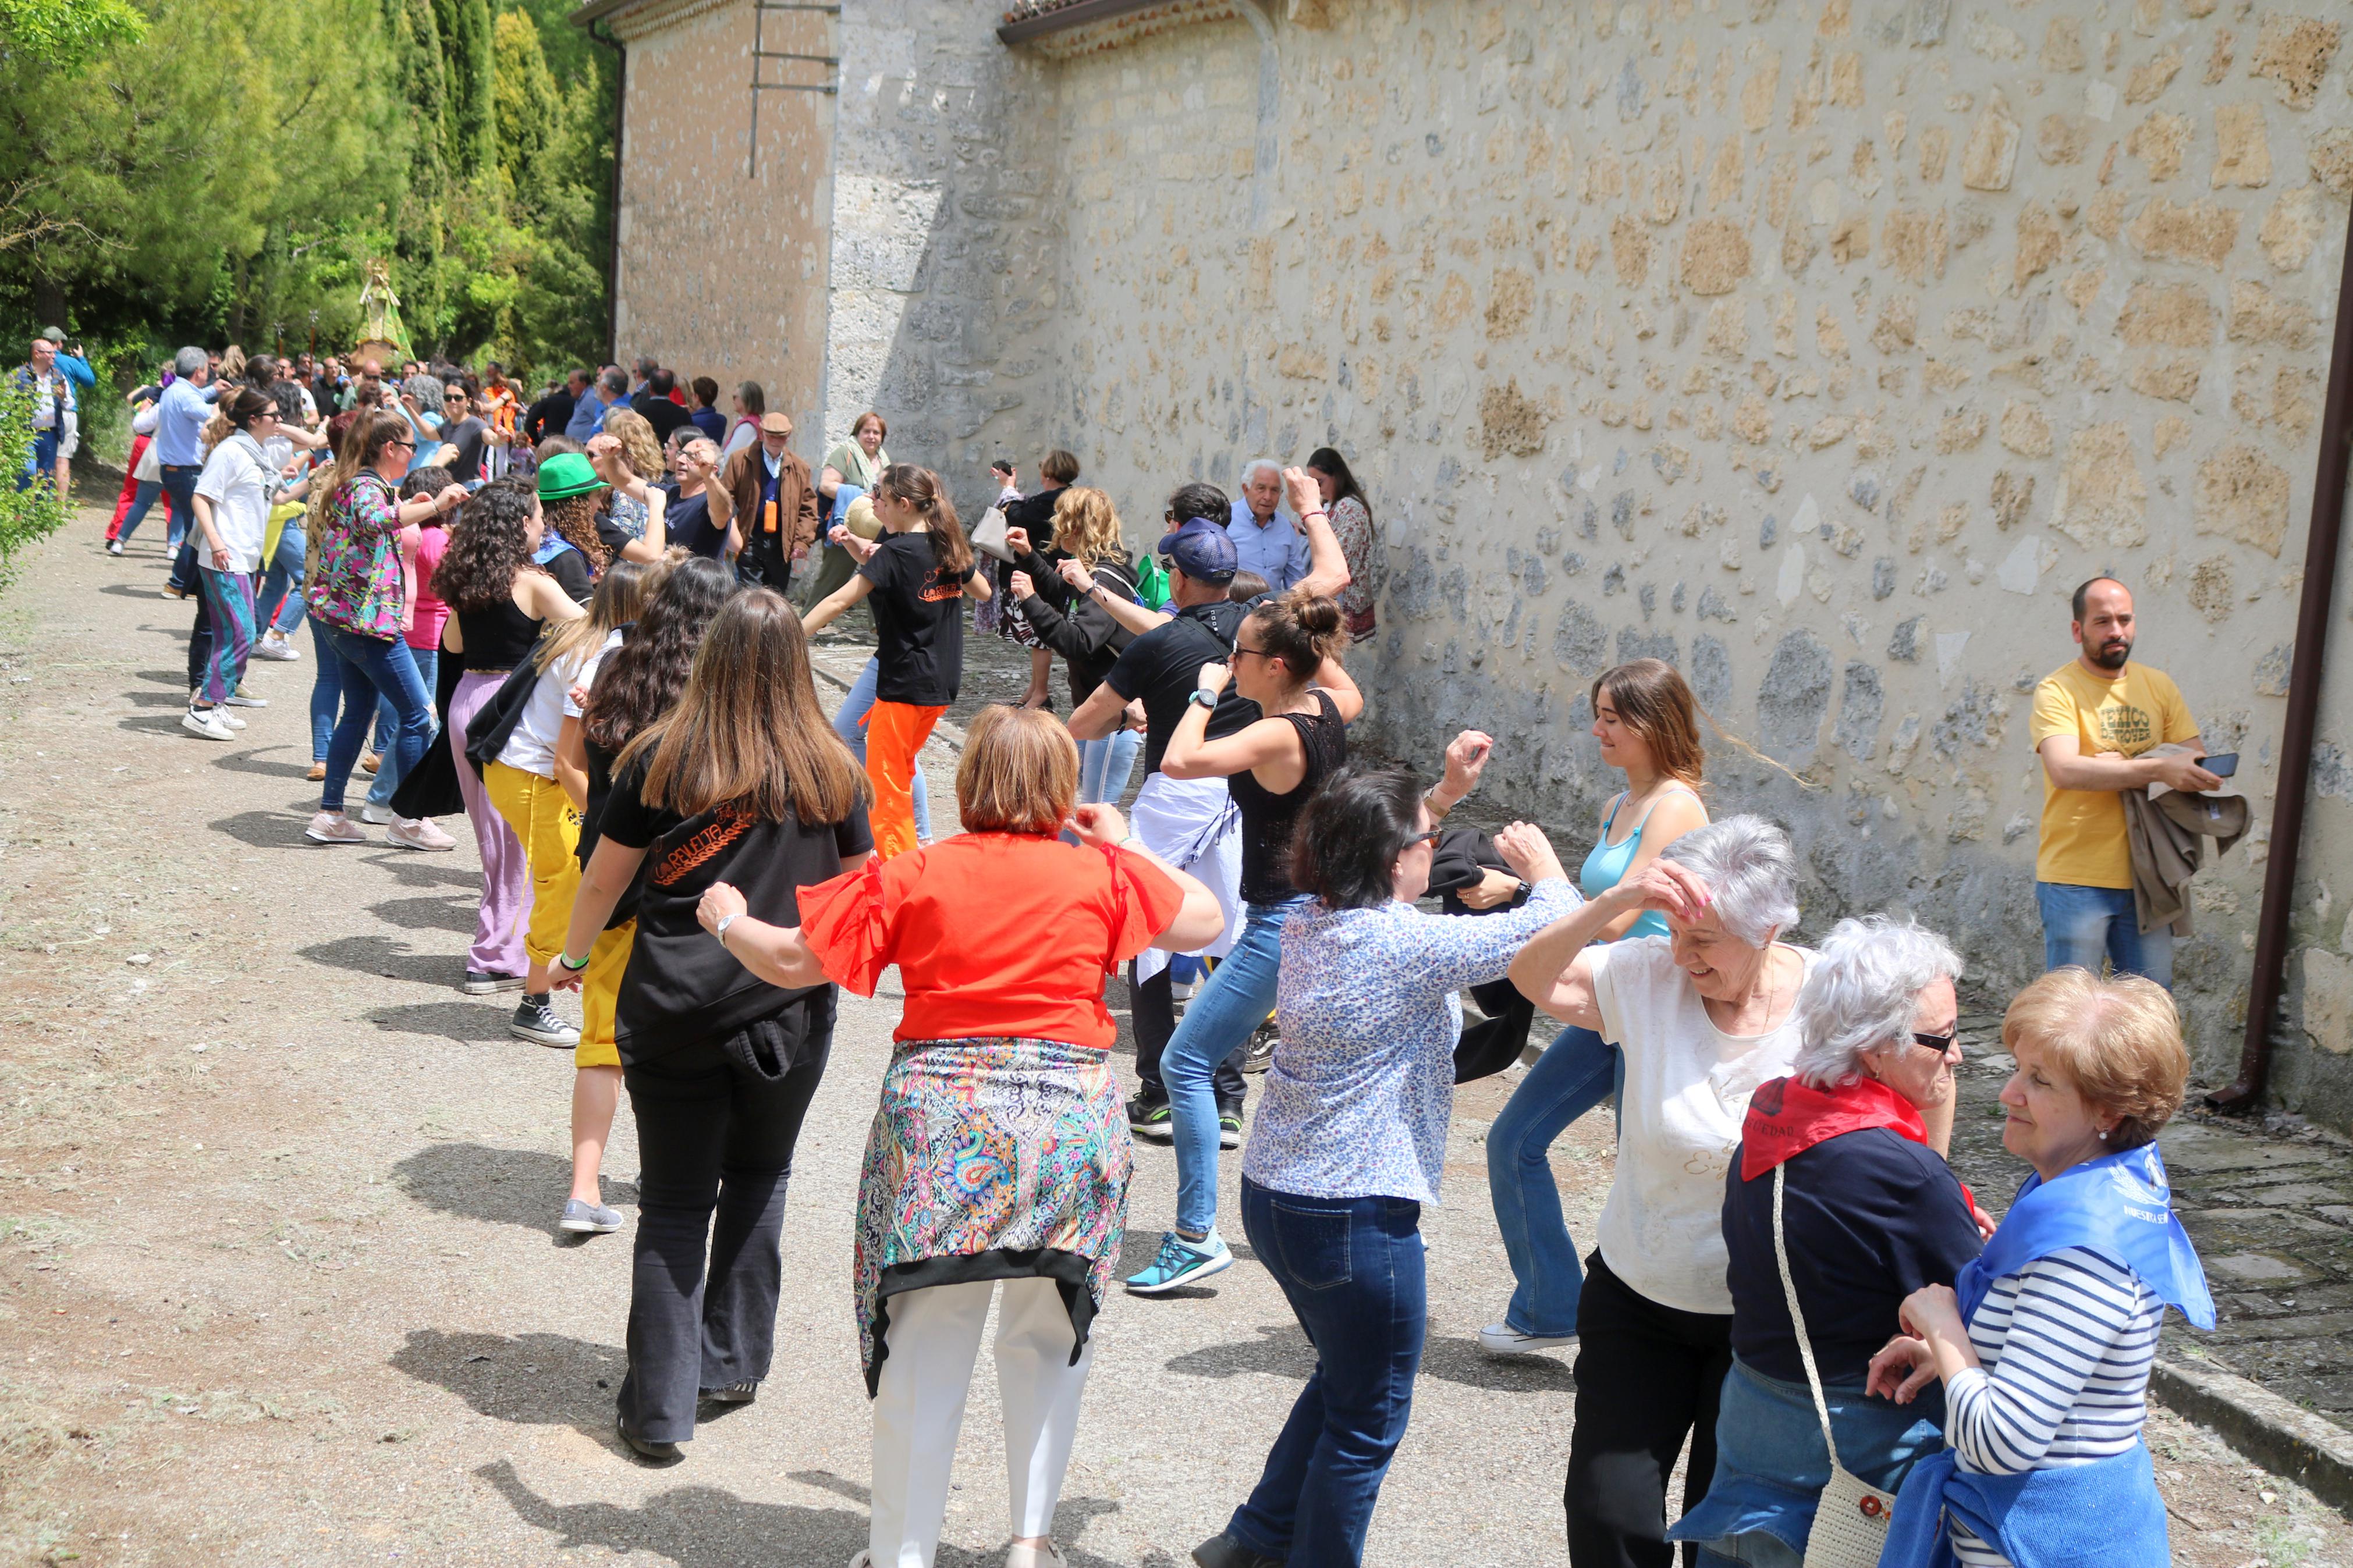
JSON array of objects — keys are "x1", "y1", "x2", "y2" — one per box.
[{"x1": 749, "y1": 0, "x2": 839, "y2": 179}]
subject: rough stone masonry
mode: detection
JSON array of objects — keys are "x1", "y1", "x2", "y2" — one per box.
[{"x1": 602, "y1": 0, "x2": 2353, "y2": 1126}]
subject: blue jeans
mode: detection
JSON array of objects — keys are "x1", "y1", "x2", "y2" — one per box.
[
  {"x1": 1078, "y1": 728, "x2": 1140, "y2": 805},
  {"x1": 255, "y1": 518, "x2": 306, "y2": 635},
  {"x1": 367, "y1": 646, "x2": 439, "y2": 807},
  {"x1": 115, "y1": 481, "x2": 164, "y2": 543},
  {"x1": 158, "y1": 464, "x2": 199, "y2": 557},
  {"x1": 18, "y1": 426, "x2": 57, "y2": 490},
  {"x1": 2036, "y1": 880, "x2": 2173, "y2": 989},
  {"x1": 1486, "y1": 1025, "x2": 1620, "y2": 1338},
  {"x1": 1229, "y1": 1178, "x2": 1426, "y2": 1567},
  {"x1": 832, "y1": 655, "x2": 931, "y2": 841},
  {"x1": 308, "y1": 618, "x2": 353, "y2": 762},
  {"x1": 321, "y1": 629, "x2": 432, "y2": 814},
  {"x1": 1163, "y1": 896, "x2": 1307, "y2": 1237}
]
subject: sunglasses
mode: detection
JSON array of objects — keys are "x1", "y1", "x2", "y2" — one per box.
[
  {"x1": 1403, "y1": 827, "x2": 1443, "y2": 849},
  {"x1": 1911, "y1": 1028, "x2": 1959, "y2": 1054},
  {"x1": 1231, "y1": 645, "x2": 1277, "y2": 663}
]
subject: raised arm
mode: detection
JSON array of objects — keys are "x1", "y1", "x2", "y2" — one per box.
[
  {"x1": 1284, "y1": 466, "x2": 1352, "y2": 600},
  {"x1": 1406, "y1": 823, "x2": 1580, "y2": 993},
  {"x1": 1509, "y1": 858, "x2": 1710, "y2": 1023}
]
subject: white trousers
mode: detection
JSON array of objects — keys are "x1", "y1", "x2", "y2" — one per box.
[{"x1": 868, "y1": 1278, "x2": 1095, "y2": 1568}]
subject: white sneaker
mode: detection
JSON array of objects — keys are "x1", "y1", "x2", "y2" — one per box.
[
  {"x1": 1478, "y1": 1322, "x2": 1578, "y2": 1357},
  {"x1": 181, "y1": 706, "x2": 235, "y2": 742},
  {"x1": 387, "y1": 815, "x2": 456, "y2": 852},
  {"x1": 304, "y1": 810, "x2": 368, "y2": 845},
  {"x1": 357, "y1": 801, "x2": 392, "y2": 824},
  {"x1": 105, "y1": 539, "x2": 124, "y2": 556},
  {"x1": 214, "y1": 707, "x2": 246, "y2": 730},
  {"x1": 251, "y1": 631, "x2": 299, "y2": 662}
]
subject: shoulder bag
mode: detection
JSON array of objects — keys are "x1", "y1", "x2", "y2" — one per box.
[
  {"x1": 969, "y1": 504, "x2": 1014, "y2": 564},
  {"x1": 1773, "y1": 1163, "x2": 1899, "y2": 1568}
]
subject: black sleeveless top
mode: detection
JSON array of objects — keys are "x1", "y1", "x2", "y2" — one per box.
[
  {"x1": 1227, "y1": 688, "x2": 1347, "y2": 905},
  {"x1": 456, "y1": 595, "x2": 542, "y2": 674}
]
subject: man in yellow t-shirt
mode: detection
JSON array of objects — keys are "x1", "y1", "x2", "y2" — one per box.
[{"x1": 2028, "y1": 577, "x2": 2220, "y2": 989}]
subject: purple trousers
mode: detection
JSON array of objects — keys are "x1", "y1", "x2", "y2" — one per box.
[{"x1": 451, "y1": 669, "x2": 531, "y2": 979}]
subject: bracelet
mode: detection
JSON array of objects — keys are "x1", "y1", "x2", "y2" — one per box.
[
  {"x1": 558, "y1": 951, "x2": 590, "y2": 972},
  {"x1": 1118, "y1": 835, "x2": 1144, "y2": 851},
  {"x1": 1302, "y1": 508, "x2": 1329, "y2": 520}
]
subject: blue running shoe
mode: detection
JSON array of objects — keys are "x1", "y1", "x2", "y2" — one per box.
[{"x1": 1124, "y1": 1229, "x2": 1233, "y2": 1295}]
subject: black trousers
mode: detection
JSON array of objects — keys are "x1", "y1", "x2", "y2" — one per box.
[
  {"x1": 617, "y1": 993, "x2": 832, "y2": 1442},
  {"x1": 1127, "y1": 962, "x2": 1245, "y2": 1111},
  {"x1": 1566, "y1": 1252, "x2": 1734, "y2": 1568}
]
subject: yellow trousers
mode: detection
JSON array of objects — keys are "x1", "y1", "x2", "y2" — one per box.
[
  {"x1": 484, "y1": 762, "x2": 582, "y2": 969},
  {"x1": 576, "y1": 919, "x2": 637, "y2": 1069}
]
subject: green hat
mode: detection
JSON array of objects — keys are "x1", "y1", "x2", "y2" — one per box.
[{"x1": 536, "y1": 452, "x2": 607, "y2": 502}]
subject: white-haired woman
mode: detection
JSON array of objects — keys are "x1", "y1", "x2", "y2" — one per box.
[
  {"x1": 1669, "y1": 915, "x2": 1988, "y2": 1568},
  {"x1": 1508, "y1": 815, "x2": 1812, "y2": 1566}
]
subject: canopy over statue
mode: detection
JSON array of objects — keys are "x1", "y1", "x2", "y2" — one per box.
[{"x1": 353, "y1": 258, "x2": 411, "y2": 366}]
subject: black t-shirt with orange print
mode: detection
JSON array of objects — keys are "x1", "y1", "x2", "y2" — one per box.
[
  {"x1": 859, "y1": 530, "x2": 981, "y2": 705},
  {"x1": 598, "y1": 762, "x2": 874, "y2": 1061}
]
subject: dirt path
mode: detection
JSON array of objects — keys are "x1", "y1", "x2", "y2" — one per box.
[{"x1": 0, "y1": 505, "x2": 2345, "y2": 1566}]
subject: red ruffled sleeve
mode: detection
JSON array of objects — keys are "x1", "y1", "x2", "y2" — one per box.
[
  {"x1": 797, "y1": 858, "x2": 895, "y2": 995},
  {"x1": 1102, "y1": 845, "x2": 1184, "y2": 969}
]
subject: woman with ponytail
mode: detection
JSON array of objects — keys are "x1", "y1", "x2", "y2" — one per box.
[
  {"x1": 1123, "y1": 589, "x2": 1364, "y2": 1297},
  {"x1": 801, "y1": 464, "x2": 991, "y2": 858}
]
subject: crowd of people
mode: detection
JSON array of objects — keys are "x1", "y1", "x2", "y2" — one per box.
[{"x1": 62, "y1": 331, "x2": 2232, "y2": 1568}]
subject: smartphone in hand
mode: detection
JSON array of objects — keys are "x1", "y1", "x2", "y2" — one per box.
[{"x1": 2202, "y1": 752, "x2": 2239, "y2": 778}]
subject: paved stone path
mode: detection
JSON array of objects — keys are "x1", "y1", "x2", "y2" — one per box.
[{"x1": 0, "y1": 506, "x2": 2347, "y2": 1565}]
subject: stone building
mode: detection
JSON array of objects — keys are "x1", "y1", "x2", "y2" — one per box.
[{"x1": 583, "y1": 0, "x2": 2353, "y2": 1127}]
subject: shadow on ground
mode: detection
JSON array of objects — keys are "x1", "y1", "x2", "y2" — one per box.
[
  {"x1": 393, "y1": 1142, "x2": 638, "y2": 1232},
  {"x1": 477, "y1": 1460, "x2": 1133, "y2": 1568},
  {"x1": 301, "y1": 933, "x2": 467, "y2": 987},
  {"x1": 209, "y1": 809, "x2": 314, "y2": 849},
  {"x1": 369, "y1": 999, "x2": 517, "y2": 1041},
  {"x1": 1165, "y1": 1322, "x2": 1574, "y2": 1394},
  {"x1": 372, "y1": 894, "x2": 478, "y2": 935},
  {"x1": 393, "y1": 1328, "x2": 627, "y2": 1432}
]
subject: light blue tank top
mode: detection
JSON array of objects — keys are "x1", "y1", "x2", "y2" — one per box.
[{"x1": 1577, "y1": 788, "x2": 1698, "y2": 941}]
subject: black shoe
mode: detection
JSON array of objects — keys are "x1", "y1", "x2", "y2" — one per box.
[
  {"x1": 1219, "y1": 1112, "x2": 1243, "y2": 1151},
  {"x1": 1127, "y1": 1093, "x2": 1173, "y2": 1139},
  {"x1": 700, "y1": 1381, "x2": 757, "y2": 1406},
  {"x1": 615, "y1": 1413, "x2": 682, "y2": 1464},
  {"x1": 1193, "y1": 1534, "x2": 1284, "y2": 1568}
]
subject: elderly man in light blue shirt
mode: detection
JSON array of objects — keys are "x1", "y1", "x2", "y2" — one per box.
[
  {"x1": 154, "y1": 347, "x2": 222, "y2": 559},
  {"x1": 1226, "y1": 457, "x2": 1311, "y2": 592},
  {"x1": 565, "y1": 366, "x2": 627, "y2": 442}
]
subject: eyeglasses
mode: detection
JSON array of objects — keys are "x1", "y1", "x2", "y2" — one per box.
[
  {"x1": 1911, "y1": 1028, "x2": 1959, "y2": 1054},
  {"x1": 1402, "y1": 827, "x2": 1443, "y2": 849},
  {"x1": 386, "y1": 438, "x2": 416, "y2": 453},
  {"x1": 1231, "y1": 645, "x2": 1276, "y2": 662}
]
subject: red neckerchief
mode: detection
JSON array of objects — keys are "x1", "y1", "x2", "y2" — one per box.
[
  {"x1": 1740, "y1": 1073, "x2": 1928, "y2": 1179},
  {"x1": 1740, "y1": 1073, "x2": 1990, "y2": 1229}
]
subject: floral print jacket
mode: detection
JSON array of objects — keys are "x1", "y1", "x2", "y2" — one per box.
[{"x1": 306, "y1": 470, "x2": 405, "y2": 640}]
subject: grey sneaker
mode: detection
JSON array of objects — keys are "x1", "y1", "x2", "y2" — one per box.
[
  {"x1": 1478, "y1": 1322, "x2": 1578, "y2": 1357},
  {"x1": 559, "y1": 1199, "x2": 623, "y2": 1234},
  {"x1": 699, "y1": 1381, "x2": 757, "y2": 1405},
  {"x1": 462, "y1": 969, "x2": 524, "y2": 995},
  {"x1": 510, "y1": 994, "x2": 578, "y2": 1048},
  {"x1": 251, "y1": 630, "x2": 299, "y2": 661},
  {"x1": 357, "y1": 801, "x2": 393, "y2": 824},
  {"x1": 1243, "y1": 1024, "x2": 1277, "y2": 1075},
  {"x1": 1219, "y1": 1112, "x2": 1243, "y2": 1150},
  {"x1": 222, "y1": 685, "x2": 268, "y2": 708}
]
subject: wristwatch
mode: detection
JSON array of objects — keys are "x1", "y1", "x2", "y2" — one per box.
[
  {"x1": 1188, "y1": 687, "x2": 1218, "y2": 709},
  {"x1": 715, "y1": 912, "x2": 740, "y2": 948}
]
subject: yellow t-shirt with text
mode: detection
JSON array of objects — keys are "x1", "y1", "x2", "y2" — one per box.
[{"x1": 2029, "y1": 660, "x2": 2198, "y2": 888}]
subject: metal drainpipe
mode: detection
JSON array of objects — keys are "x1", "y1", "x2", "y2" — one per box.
[
  {"x1": 592, "y1": 19, "x2": 627, "y2": 365},
  {"x1": 2210, "y1": 197, "x2": 2353, "y2": 1114}
]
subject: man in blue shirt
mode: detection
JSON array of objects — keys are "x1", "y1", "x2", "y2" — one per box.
[
  {"x1": 565, "y1": 367, "x2": 627, "y2": 442},
  {"x1": 153, "y1": 347, "x2": 221, "y2": 564},
  {"x1": 1226, "y1": 457, "x2": 1310, "y2": 592}
]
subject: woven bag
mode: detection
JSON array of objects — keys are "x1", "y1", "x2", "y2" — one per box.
[{"x1": 1773, "y1": 1164, "x2": 1900, "y2": 1568}]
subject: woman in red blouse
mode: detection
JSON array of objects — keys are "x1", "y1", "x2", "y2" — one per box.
[{"x1": 694, "y1": 705, "x2": 1222, "y2": 1568}]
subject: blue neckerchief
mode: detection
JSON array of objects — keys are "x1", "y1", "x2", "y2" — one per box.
[
  {"x1": 1878, "y1": 1444, "x2": 2167, "y2": 1568},
  {"x1": 1957, "y1": 1140, "x2": 2213, "y2": 1330},
  {"x1": 532, "y1": 536, "x2": 577, "y2": 566}
]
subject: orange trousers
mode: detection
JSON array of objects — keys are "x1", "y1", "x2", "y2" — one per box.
[{"x1": 864, "y1": 700, "x2": 946, "y2": 859}]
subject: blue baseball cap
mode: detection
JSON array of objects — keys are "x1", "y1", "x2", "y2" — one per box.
[{"x1": 1158, "y1": 520, "x2": 1237, "y2": 584}]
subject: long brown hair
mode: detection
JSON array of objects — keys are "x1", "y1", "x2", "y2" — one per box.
[
  {"x1": 617, "y1": 588, "x2": 869, "y2": 824},
  {"x1": 544, "y1": 489, "x2": 613, "y2": 575},
  {"x1": 1591, "y1": 657, "x2": 1705, "y2": 786},
  {"x1": 872, "y1": 463, "x2": 971, "y2": 577},
  {"x1": 537, "y1": 557, "x2": 650, "y2": 674}
]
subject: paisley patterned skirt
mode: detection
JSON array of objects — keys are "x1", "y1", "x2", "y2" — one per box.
[{"x1": 854, "y1": 1037, "x2": 1129, "y2": 1394}]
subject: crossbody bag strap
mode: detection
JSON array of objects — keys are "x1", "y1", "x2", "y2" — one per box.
[{"x1": 1772, "y1": 1163, "x2": 1847, "y2": 1467}]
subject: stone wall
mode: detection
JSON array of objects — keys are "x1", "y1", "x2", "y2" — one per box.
[
  {"x1": 608, "y1": 0, "x2": 833, "y2": 440},
  {"x1": 1018, "y1": 0, "x2": 2351, "y2": 1117}
]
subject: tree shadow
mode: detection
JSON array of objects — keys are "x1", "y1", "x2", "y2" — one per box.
[
  {"x1": 476, "y1": 1460, "x2": 1133, "y2": 1568},
  {"x1": 391, "y1": 1327, "x2": 627, "y2": 1432},
  {"x1": 391, "y1": 1141, "x2": 636, "y2": 1233},
  {"x1": 368, "y1": 999, "x2": 519, "y2": 1044},
  {"x1": 372, "y1": 893, "x2": 477, "y2": 936},
  {"x1": 97, "y1": 584, "x2": 188, "y2": 602},
  {"x1": 123, "y1": 687, "x2": 189, "y2": 709},
  {"x1": 1164, "y1": 1322, "x2": 1575, "y2": 1395},
  {"x1": 130, "y1": 669, "x2": 194, "y2": 686},
  {"x1": 300, "y1": 933, "x2": 464, "y2": 987},
  {"x1": 356, "y1": 852, "x2": 485, "y2": 890},
  {"x1": 208, "y1": 745, "x2": 314, "y2": 780}
]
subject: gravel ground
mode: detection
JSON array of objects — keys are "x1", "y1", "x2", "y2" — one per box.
[{"x1": 1, "y1": 504, "x2": 2348, "y2": 1566}]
